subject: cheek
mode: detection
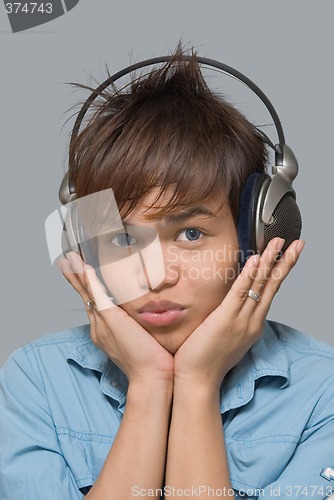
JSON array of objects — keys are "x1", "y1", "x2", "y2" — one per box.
[
  {"x1": 175, "y1": 260, "x2": 237, "y2": 320},
  {"x1": 99, "y1": 255, "x2": 150, "y2": 305},
  {"x1": 198, "y1": 264, "x2": 237, "y2": 298},
  {"x1": 179, "y1": 250, "x2": 239, "y2": 291}
]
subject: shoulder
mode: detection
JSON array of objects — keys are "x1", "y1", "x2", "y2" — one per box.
[
  {"x1": 267, "y1": 320, "x2": 334, "y2": 360},
  {"x1": 0, "y1": 324, "x2": 91, "y2": 381},
  {"x1": 25, "y1": 323, "x2": 91, "y2": 350},
  {"x1": 266, "y1": 320, "x2": 334, "y2": 392},
  {"x1": 0, "y1": 324, "x2": 111, "y2": 421}
]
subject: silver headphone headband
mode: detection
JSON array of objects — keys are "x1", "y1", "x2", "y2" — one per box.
[
  {"x1": 70, "y1": 55, "x2": 285, "y2": 150},
  {"x1": 63, "y1": 55, "x2": 294, "y2": 203}
]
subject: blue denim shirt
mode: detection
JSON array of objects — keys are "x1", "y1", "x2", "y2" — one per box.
[{"x1": 1, "y1": 320, "x2": 334, "y2": 499}]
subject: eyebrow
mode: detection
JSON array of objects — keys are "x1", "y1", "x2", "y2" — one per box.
[
  {"x1": 163, "y1": 207, "x2": 217, "y2": 225},
  {"x1": 124, "y1": 206, "x2": 217, "y2": 227}
]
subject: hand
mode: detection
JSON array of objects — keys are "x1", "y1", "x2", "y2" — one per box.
[
  {"x1": 173, "y1": 238, "x2": 305, "y2": 392},
  {"x1": 58, "y1": 252, "x2": 174, "y2": 386}
]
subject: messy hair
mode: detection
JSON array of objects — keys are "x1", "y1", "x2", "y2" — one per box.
[{"x1": 69, "y1": 46, "x2": 268, "y2": 222}]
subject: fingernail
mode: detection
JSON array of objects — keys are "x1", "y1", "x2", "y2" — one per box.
[
  {"x1": 296, "y1": 240, "x2": 305, "y2": 252},
  {"x1": 251, "y1": 253, "x2": 260, "y2": 265},
  {"x1": 66, "y1": 252, "x2": 74, "y2": 263},
  {"x1": 245, "y1": 253, "x2": 259, "y2": 268},
  {"x1": 57, "y1": 257, "x2": 71, "y2": 273},
  {"x1": 276, "y1": 238, "x2": 285, "y2": 251},
  {"x1": 67, "y1": 252, "x2": 82, "y2": 273},
  {"x1": 57, "y1": 259, "x2": 64, "y2": 272}
]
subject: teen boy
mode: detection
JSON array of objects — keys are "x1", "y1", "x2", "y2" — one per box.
[{"x1": 0, "y1": 48, "x2": 333, "y2": 500}]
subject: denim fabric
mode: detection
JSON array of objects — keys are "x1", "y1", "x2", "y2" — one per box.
[{"x1": 1, "y1": 320, "x2": 334, "y2": 499}]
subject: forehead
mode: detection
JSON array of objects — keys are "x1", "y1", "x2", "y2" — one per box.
[{"x1": 123, "y1": 186, "x2": 228, "y2": 223}]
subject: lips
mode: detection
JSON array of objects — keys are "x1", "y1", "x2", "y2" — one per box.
[
  {"x1": 139, "y1": 300, "x2": 184, "y2": 313},
  {"x1": 138, "y1": 300, "x2": 186, "y2": 327}
]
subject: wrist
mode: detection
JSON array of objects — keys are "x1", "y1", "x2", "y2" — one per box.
[
  {"x1": 173, "y1": 368, "x2": 226, "y2": 394},
  {"x1": 127, "y1": 378, "x2": 174, "y2": 404},
  {"x1": 173, "y1": 377, "x2": 221, "y2": 406}
]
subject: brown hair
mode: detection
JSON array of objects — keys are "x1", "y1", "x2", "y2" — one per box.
[{"x1": 69, "y1": 46, "x2": 268, "y2": 222}]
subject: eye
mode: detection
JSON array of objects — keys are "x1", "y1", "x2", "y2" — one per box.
[
  {"x1": 176, "y1": 228, "x2": 204, "y2": 242},
  {"x1": 110, "y1": 232, "x2": 137, "y2": 247}
]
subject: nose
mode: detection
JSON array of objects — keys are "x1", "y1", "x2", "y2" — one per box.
[
  {"x1": 111, "y1": 235, "x2": 180, "y2": 299},
  {"x1": 142, "y1": 240, "x2": 180, "y2": 291}
]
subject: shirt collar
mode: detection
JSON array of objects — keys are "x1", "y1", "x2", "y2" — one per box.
[
  {"x1": 65, "y1": 325, "x2": 109, "y2": 373},
  {"x1": 65, "y1": 325, "x2": 128, "y2": 413},
  {"x1": 65, "y1": 320, "x2": 290, "y2": 414},
  {"x1": 220, "y1": 320, "x2": 290, "y2": 413}
]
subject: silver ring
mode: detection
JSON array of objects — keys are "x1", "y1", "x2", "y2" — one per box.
[
  {"x1": 248, "y1": 289, "x2": 261, "y2": 303},
  {"x1": 86, "y1": 298, "x2": 95, "y2": 310}
]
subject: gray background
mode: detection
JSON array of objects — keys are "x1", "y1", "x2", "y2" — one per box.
[{"x1": 1, "y1": 0, "x2": 333, "y2": 366}]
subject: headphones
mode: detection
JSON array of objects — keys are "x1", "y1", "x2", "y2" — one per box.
[{"x1": 59, "y1": 55, "x2": 302, "y2": 269}]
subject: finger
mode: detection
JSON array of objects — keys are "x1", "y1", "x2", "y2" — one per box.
[
  {"x1": 58, "y1": 254, "x2": 86, "y2": 296},
  {"x1": 85, "y1": 265, "x2": 151, "y2": 352},
  {"x1": 242, "y1": 237, "x2": 285, "y2": 314},
  {"x1": 67, "y1": 252, "x2": 109, "y2": 316},
  {"x1": 85, "y1": 266, "x2": 150, "y2": 335},
  {"x1": 255, "y1": 239, "x2": 305, "y2": 318},
  {"x1": 220, "y1": 252, "x2": 261, "y2": 316},
  {"x1": 67, "y1": 252, "x2": 94, "y2": 295},
  {"x1": 85, "y1": 266, "x2": 115, "y2": 312},
  {"x1": 65, "y1": 251, "x2": 86, "y2": 274},
  {"x1": 58, "y1": 253, "x2": 95, "y2": 314}
]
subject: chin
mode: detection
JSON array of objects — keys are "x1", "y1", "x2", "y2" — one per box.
[{"x1": 150, "y1": 329, "x2": 190, "y2": 355}]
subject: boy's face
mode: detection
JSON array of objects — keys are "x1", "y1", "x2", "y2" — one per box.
[{"x1": 98, "y1": 187, "x2": 240, "y2": 355}]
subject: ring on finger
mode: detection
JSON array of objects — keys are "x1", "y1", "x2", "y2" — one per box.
[
  {"x1": 247, "y1": 288, "x2": 261, "y2": 303},
  {"x1": 86, "y1": 298, "x2": 95, "y2": 310}
]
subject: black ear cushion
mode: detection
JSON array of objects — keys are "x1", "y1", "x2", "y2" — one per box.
[
  {"x1": 237, "y1": 173, "x2": 270, "y2": 268},
  {"x1": 263, "y1": 192, "x2": 302, "y2": 252},
  {"x1": 61, "y1": 210, "x2": 80, "y2": 257}
]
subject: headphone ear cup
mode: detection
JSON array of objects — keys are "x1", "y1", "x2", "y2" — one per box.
[
  {"x1": 62, "y1": 207, "x2": 108, "y2": 290},
  {"x1": 238, "y1": 173, "x2": 302, "y2": 269},
  {"x1": 262, "y1": 192, "x2": 302, "y2": 253},
  {"x1": 237, "y1": 173, "x2": 270, "y2": 268},
  {"x1": 61, "y1": 205, "x2": 81, "y2": 257}
]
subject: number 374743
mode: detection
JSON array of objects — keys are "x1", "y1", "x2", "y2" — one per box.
[{"x1": 5, "y1": 3, "x2": 53, "y2": 14}]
